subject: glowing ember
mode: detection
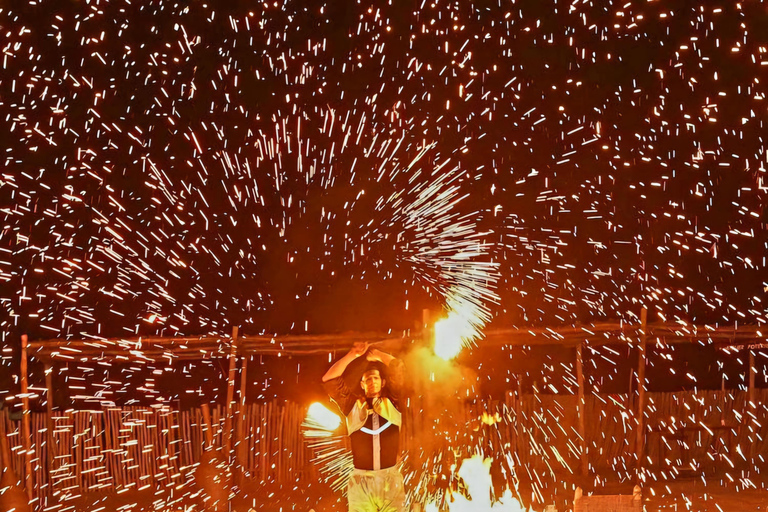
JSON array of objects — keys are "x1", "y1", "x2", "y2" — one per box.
[
  {"x1": 434, "y1": 313, "x2": 470, "y2": 360},
  {"x1": 305, "y1": 402, "x2": 342, "y2": 433},
  {"x1": 426, "y1": 455, "x2": 530, "y2": 512},
  {"x1": 480, "y1": 411, "x2": 502, "y2": 427},
  {"x1": 434, "y1": 300, "x2": 485, "y2": 360}
]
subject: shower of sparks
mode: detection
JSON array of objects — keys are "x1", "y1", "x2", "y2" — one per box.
[
  {"x1": 301, "y1": 403, "x2": 354, "y2": 493},
  {"x1": 400, "y1": 401, "x2": 529, "y2": 511},
  {"x1": 4, "y1": 0, "x2": 766, "y2": 342},
  {"x1": 2, "y1": 0, "x2": 768, "y2": 511},
  {"x1": 2, "y1": 0, "x2": 768, "y2": 337}
]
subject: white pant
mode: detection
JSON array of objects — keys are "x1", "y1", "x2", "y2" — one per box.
[{"x1": 347, "y1": 466, "x2": 406, "y2": 512}]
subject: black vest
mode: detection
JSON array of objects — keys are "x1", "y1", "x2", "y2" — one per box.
[{"x1": 349, "y1": 410, "x2": 400, "y2": 470}]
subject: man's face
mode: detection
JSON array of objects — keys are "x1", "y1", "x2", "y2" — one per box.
[{"x1": 361, "y1": 370, "x2": 384, "y2": 397}]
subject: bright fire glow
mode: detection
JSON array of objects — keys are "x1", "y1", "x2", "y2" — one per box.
[
  {"x1": 434, "y1": 309, "x2": 477, "y2": 360},
  {"x1": 426, "y1": 455, "x2": 530, "y2": 512},
  {"x1": 305, "y1": 402, "x2": 342, "y2": 433}
]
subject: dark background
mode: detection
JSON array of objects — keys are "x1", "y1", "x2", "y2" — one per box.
[{"x1": 1, "y1": 0, "x2": 768, "y2": 406}]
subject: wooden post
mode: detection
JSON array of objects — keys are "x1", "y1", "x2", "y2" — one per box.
[
  {"x1": 200, "y1": 404, "x2": 214, "y2": 450},
  {"x1": 746, "y1": 349, "x2": 756, "y2": 462},
  {"x1": 20, "y1": 334, "x2": 34, "y2": 502},
  {"x1": 576, "y1": 342, "x2": 588, "y2": 476},
  {"x1": 223, "y1": 326, "x2": 239, "y2": 458},
  {"x1": 44, "y1": 362, "x2": 54, "y2": 418},
  {"x1": 45, "y1": 361, "x2": 55, "y2": 499},
  {"x1": 635, "y1": 307, "x2": 648, "y2": 481},
  {"x1": 420, "y1": 309, "x2": 431, "y2": 440},
  {"x1": 239, "y1": 356, "x2": 248, "y2": 408},
  {"x1": 0, "y1": 410, "x2": 12, "y2": 472},
  {"x1": 748, "y1": 350, "x2": 756, "y2": 408},
  {"x1": 236, "y1": 355, "x2": 248, "y2": 469}
]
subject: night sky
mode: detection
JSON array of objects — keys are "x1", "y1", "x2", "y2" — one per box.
[{"x1": 2, "y1": 0, "x2": 768, "y2": 402}]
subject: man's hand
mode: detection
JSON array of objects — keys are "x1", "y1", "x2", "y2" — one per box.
[
  {"x1": 350, "y1": 341, "x2": 369, "y2": 358},
  {"x1": 366, "y1": 348, "x2": 394, "y2": 365},
  {"x1": 323, "y1": 341, "x2": 370, "y2": 382}
]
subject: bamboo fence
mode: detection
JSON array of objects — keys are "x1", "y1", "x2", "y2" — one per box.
[
  {"x1": 0, "y1": 402, "x2": 314, "y2": 509},
  {"x1": 2, "y1": 390, "x2": 768, "y2": 508}
]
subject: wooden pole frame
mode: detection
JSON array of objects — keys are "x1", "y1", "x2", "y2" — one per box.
[
  {"x1": 235, "y1": 355, "x2": 248, "y2": 471},
  {"x1": 45, "y1": 361, "x2": 54, "y2": 504},
  {"x1": 748, "y1": 349, "x2": 756, "y2": 408},
  {"x1": 239, "y1": 355, "x2": 248, "y2": 409},
  {"x1": 25, "y1": 322, "x2": 768, "y2": 363},
  {"x1": 748, "y1": 349, "x2": 756, "y2": 461},
  {"x1": 44, "y1": 362, "x2": 54, "y2": 418},
  {"x1": 635, "y1": 307, "x2": 648, "y2": 481},
  {"x1": 576, "y1": 342, "x2": 588, "y2": 476},
  {"x1": 20, "y1": 334, "x2": 34, "y2": 502},
  {"x1": 200, "y1": 403, "x2": 214, "y2": 451},
  {"x1": 223, "y1": 326, "x2": 239, "y2": 458},
  {"x1": 13, "y1": 318, "x2": 768, "y2": 500}
]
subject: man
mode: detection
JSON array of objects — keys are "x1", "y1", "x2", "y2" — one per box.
[{"x1": 322, "y1": 342, "x2": 406, "y2": 512}]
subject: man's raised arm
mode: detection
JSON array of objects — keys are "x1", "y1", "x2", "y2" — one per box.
[
  {"x1": 365, "y1": 348, "x2": 395, "y2": 366},
  {"x1": 321, "y1": 341, "x2": 369, "y2": 382}
]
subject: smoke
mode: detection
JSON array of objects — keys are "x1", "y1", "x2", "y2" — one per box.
[
  {"x1": 397, "y1": 345, "x2": 483, "y2": 508},
  {"x1": 404, "y1": 346, "x2": 480, "y2": 439}
]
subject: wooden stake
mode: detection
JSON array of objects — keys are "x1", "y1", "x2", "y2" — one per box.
[
  {"x1": 224, "y1": 326, "x2": 239, "y2": 458},
  {"x1": 576, "y1": 342, "x2": 588, "y2": 476},
  {"x1": 239, "y1": 356, "x2": 248, "y2": 409},
  {"x1": 249, "y1": 404, "x2": 255, "y2": 474},
  {"x1": 201, "y1": 404, "x2": 214, "y2": 451},
  {"x1": 236, "y1": 356, "x2": 248, "y2": 469},
  {"x1": 20, "y1": 334, "x2": 34, "y2": 502},
  {"x1": 262, "y1": 401, "x2": 270, "y2": 481},
  {"x1": 748, "y1": 350, "x2": 756, "y2": 408},
  {"x1": 635, "y1": 307, "x2": 648, "y2": 481},
  {"x1": 278, "y1": 405, "x2": 285, "y2": 481},
  {"x1": 45, "y1": 362, "x2": 54, "y2": 501},
  {"x1": 44, "y1": 363, "x2": 53, "y2": 418},
  {"x1": 0, "y1": 409, "x2": 12, "y2": 472},
  {"x1": 213, "y1": 406, "x2": 221, "y2": 449}
]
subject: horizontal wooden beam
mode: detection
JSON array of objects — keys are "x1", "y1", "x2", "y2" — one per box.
[{"x1": 24, "y1": 322, "x2": 768, "y2": 361}]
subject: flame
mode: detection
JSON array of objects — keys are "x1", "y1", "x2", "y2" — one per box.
[
  {"x1": 434, "y1": 309, "x2": 477, "y2": 360},
  {"x1": 481, "y1": 411, "x2": 502, "y2": 426},
  {"x1": 433, "y1": 282, "x2": 495, "y2": 359},
  {"x1": 426, "y1": 455, "x2": 531, "y2": 512},
  {"x1": 305, "y1": 402, "x2": 342, "y2": 433}
]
